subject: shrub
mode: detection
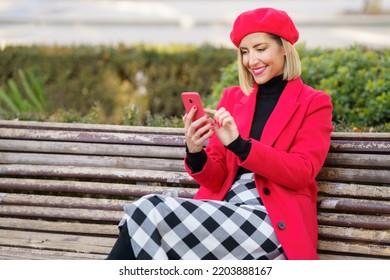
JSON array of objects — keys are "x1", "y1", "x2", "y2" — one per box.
[
  {"x1": 0, "y1": 69, "x2": 47, "y2": 117},
  {"x1": 1, "y1": 44, "x2": 236, "y2": 123}
]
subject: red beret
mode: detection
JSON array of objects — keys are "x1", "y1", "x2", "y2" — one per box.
[{"x1": 230, "y1": 7, "x2": 299, "y2": 47}]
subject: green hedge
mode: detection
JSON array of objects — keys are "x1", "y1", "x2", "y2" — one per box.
[
  {"x1": 0, "y1": 44, "x2": 388, "y2": 131},
  {"x1": 0, "y1": 44, "x2": 236, "y2": 123}
]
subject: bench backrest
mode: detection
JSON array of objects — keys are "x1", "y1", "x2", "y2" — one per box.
[{"x1": 0, "y1": 120, "x2": 389, "y2": 259}]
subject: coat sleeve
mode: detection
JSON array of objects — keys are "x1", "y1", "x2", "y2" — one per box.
[{"x1": 240, "y1": 92, "x2": 333, "y2": 190}]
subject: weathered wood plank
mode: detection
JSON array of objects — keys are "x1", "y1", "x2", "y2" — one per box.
[
  {"x1": 324, "y1": 153, "x2": 390, "y2": 168},
  {"x1": 318, "y1": 253, "x2": 383, "y2": 260},
  {"x1": 0, "y1": 205, "x2": 123, "y2": 222},
  {"x1": 0, "y1": 247, "x2": 105, "y2": 260},
  {"x1": 0, "y1": 229, "x2": 115, "y2": 255},
  {"x1": 0, "y1": 152, "x2": 185, "y2": 172},
  {"x1": 317, "y1": 167, "x2": 390, "y2": 184},
  {"x1": 317, "y1": 212, "x2": 390, "y2": 230},
  {"x1": 318, "y1": 225, "x2": 390, "y2": 244},
  {"x1": 0, "y1": 120, "x2": 184, "y2": 135},
  {"x1": 317, "y1": 182, "x2": 390, "y2": 199},
  {"x1": 2, "y1": 120, "x2": 389, "y2": 139},
  {"x1": 0, "y1": 217, "x2": 118, "y2": 236},
  {"x1": 0, "y1": 193, "x2": 129, "y2": 211},
  {"x1": 0, "y1": 164, "x2": 196, "y2": 184},
  {"x1": 317, "y1": 196, "x2": 390, "y2": 214},
  {"x1": 0, "y1": 139, "x2": 185, "y2": 158},
  {"x1": 317, "y1": 240, "x2": 390, "y2": 258},
  {"x1": 0, "y1": 128, "x2": 186, "y2": 146},
  {"x1": 329, "y1": 140, "x2": 390, "y2": 153},
  {"x1": 0, "y1": 178, "x2": 197, "y2": 198},
  {"x1": 3, "y1": 148, "x2": 389, "y2": 171},
  {"x1": 4, "y1": 164, "x2": 389, "y2": 185}
]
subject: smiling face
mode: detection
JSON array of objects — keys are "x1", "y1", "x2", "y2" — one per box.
[{"x1": 239, "y1": 32, "x2": 286, "y2": 85}]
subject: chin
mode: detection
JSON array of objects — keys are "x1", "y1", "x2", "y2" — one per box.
[{"x1": 254, "y1": 76, "x2": 271, "y2": 85}]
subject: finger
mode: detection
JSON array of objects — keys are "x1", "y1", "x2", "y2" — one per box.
[
  {"x1": 184, "y1": 106, "x2": 197, "y2": 128},
  {"x1": 214, "y1": 109, "x2": 232, "y2": 127},
  {"x1": 195, "y1": 121, "x2": 213, "y2": 137},
  {"x1": 221, "y1": 115, "x2": 235, "y2": 127},
  {"x1": 182, "y1": 113, "x2": 187, "y2": 124},
  {"x1": 204, "y1": 108, "x2": 216, "y2": 116}
]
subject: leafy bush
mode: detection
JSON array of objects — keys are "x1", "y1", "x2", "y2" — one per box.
[
  {"x1": 1, "y1": 44, "x2": 236, "y2": 123},
  {"x1": 0, "y1": 69, "x2": 47, "y2": 117},
  {"x1": 300, "y1": 46, "x2": 389, "y2": 129}
]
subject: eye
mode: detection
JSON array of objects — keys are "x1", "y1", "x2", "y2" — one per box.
[{"x1": 257, "y1": 48, "x2": 266, "y2": 52}]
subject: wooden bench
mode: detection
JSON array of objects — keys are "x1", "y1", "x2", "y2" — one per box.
[{"x1": 0, "y1": 120, "x2": 389, "y2": 260}]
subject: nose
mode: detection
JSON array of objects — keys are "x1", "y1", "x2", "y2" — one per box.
[{"x1": 248, "y1": 51, "x2": 259, "y2": 67}]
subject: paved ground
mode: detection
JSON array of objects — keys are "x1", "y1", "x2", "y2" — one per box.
[{"x1": 0, "y1": 0, "x2": 389, "y2": 48}]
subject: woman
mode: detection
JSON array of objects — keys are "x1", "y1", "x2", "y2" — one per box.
[{"x1": 107, "y1": 7, "x2": 333, "y2": 260}]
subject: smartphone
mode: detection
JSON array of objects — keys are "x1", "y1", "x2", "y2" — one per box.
[{"x1": 181, "y1": 92, "x2": 205, "y2": 121}]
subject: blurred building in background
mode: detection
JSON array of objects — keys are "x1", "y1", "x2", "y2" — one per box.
[{"x1": 0, "y1": 0, "x2": 389, "y2": 49}]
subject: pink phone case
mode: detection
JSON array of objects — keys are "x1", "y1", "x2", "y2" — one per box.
[{"x1": 181, "y1": 92, "x2": 205, "y2": 121}]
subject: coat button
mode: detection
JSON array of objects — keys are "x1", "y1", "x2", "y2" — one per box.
[
  {"x1": 263, "y1": 187, "x2": 270, "y2": 195},
  {"x1": 278, "y1": 221, "x2": 286, "y2": 230}
]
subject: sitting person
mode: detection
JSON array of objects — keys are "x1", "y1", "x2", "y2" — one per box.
[{"x1": 106, "y1": 7, "x2": 333, "y2": 260}]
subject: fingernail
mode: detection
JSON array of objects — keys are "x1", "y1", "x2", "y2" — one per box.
[{"x1": 193, "y1": 106, "x2": 197, "y2": 110}]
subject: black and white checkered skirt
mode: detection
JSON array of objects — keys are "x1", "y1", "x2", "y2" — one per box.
[{"x1": 119, "y1": 173, "x2": 286, "y2": 260}]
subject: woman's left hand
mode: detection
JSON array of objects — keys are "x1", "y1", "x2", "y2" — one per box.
[{"x1": 205, "y1": 107, "x2": 239, "y2": 146}]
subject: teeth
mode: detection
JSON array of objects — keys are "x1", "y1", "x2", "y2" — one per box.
[{"x1": 253, "y1": 67, "x2": 265, "y2": 75}]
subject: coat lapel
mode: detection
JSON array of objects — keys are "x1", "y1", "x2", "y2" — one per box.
[
  {"x1": 233, "y1": 84, "x2": 258, "y2": 139},
  {"x1": 260, "y1": 78, "x2": 303, "y2": 146}
]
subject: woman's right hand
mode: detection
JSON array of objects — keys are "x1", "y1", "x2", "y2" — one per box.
[{"x1": 182, "y1": 106, "x2": 214, "y2": 153}]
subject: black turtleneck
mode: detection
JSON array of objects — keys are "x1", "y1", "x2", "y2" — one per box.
[
  {"x1": 249, "y1": 74, "x2": 287, "y2": 141},
  {"x1": 186, "y1": 74, "x2": 287, "y2": 174}
]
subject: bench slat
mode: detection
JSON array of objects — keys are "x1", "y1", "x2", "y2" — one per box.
[
  {"x1": 317, "y1": 167, "x2": 390, "y2": 184},
  {"x1": 0, "y1": 120, "x2": 185, "y2": 134},
  {"x1": 318, "y1": 254, "x2": 384, "y2": 260},
  {"x1": 0, "y1": 164, "x2": 196, "y2": 184},
  {"x1": 317, "y1": 240, "x2": 390, "y2": 258},
  {"x1": 318, "y1": 182, "x2": 389, "y2": 199},
  {"x1": 318, "y1": 196, "x2": 390, "y2": 214},
  {"x1": 329, "y1": 140, "x2": 390, "y2": 153},
  {"x1": 0, "y1": 178, "x2": 197, "y2": 198},
  {"x1": 0, "y1": 152, "x2": 185, "y2": 172},
  {"x1": 319, "y1": 225, "x2": 390, "y2": 244},
  {"x1": 1, "y1": 178, "x2": 385, "y2": 201},
  {"x1": 0, "y1": 217, "x2": 117, "y2": 236},
  {"x1": 0, "y1": 139, "x2": 185, "y2": 158},
  {"x1": 0, "y1": 193, "x2": 129, "y2": 211},
  {"x1": 0, "y1": 229, "x2": 114, "y2": 255},
  {"x1": 0, "y1": 128, "x2": 186, "y2": 146},
  {"x1": 318, "y1": 212, "x2": 390, "y2": 230},
  {"x1": 0, "y1": 149, "x2": 390, "y2": 170},
  {"x1": 0, "y1": 247, "x2": 105, "y2": 260},
  {"x1": 325, "y1": 153, "x2": 390, "y2": 168},
  {"x1": 0, "y1": 205, "x2": 123, "y2": 222},
  {"x1": 3, "y1": 164, "x2": 389, "y2": 185}
]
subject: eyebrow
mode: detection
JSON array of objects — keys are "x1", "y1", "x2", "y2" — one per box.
[{"x1": 240, "y1": 42, "x2": 267, "y2": 50}]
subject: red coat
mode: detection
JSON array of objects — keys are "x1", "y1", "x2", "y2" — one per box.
[{"x1": 185, "y1": 77, "x2": 333, "y2": 260}]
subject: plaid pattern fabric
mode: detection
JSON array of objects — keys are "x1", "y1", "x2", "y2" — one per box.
[{"x1": 120, "y1": 173, "x2": 286, "y2": 260}]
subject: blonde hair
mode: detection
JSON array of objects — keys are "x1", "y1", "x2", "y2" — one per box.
[{"x1": 238, "y1": 35, "x2": 302, "y2": 95}]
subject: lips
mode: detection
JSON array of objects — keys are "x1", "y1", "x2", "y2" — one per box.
[{"x1": 252, "y1": 66, "x2": 267, "y2": 76}]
